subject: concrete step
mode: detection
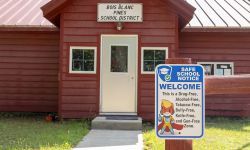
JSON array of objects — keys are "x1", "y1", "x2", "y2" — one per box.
[{"x1": 91, "y1": 116, "x2": 142, "y2": 130}]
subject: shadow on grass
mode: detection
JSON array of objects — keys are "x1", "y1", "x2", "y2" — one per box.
[
  {"x1": 236, "y1": 142, "x2": 250, "y2": 150},
  {"x1": 0, "y1": 112, "x2": 91, "y2": 150}
]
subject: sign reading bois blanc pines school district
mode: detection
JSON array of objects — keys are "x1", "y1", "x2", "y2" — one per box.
[
  {"x1": 155, "y1": 64, "x2": 205, "y2": 139},
  {"x1": 97, "y1": 3, "x2": 143, "y2": 22}
]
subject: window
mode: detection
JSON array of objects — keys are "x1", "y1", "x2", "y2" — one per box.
[
  {"x1": 111, "y1": 45, "x2": 128, "y2": 73},
  {"x1": 141, "y1": 47, "x2": 168, "y2": 74},
  {"x1": 69, "y1": 46, "x2": 97, "y2": 74},
  {"x1": 198, "y1": 62, "x2": 234, "y2": 76}
]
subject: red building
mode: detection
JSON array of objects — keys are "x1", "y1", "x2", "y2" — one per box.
[{"x1": 0, "y1": 0, "x2": 249, "y2": 120}]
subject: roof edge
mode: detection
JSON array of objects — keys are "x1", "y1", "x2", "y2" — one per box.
[
  {"x1": 0, "y1": 26, "x2": 59, "y2": 32},
  {"x1": 183, "y1": 27, "x2": 250, "y2": 33},
  {"x1": 41, "y1": 0, "x2": 73, "y2": 27},
  {"x1": 167, "y1": 0, "x2": 196, "y2": 29}
]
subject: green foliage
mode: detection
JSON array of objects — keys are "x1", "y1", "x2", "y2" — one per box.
[
  {"x1": 143, "y1": 117, "x2": 250, "y2": 150},
  {"x1": 0, "y1": 113, "x2": 90, "y2": 150},
  {"x1": 143, "y1": 122, "x2": 164, "y2": 150}
]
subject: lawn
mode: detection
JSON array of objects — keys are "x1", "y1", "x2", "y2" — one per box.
[
  {"x1": 143, "y1": 117, "x2": 250, "y2": 150},
  {"x1": 0, "y1": 113, "x2": 90, "y2": 150}
]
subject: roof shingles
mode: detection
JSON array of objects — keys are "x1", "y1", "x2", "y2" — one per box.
[
  {"x1": 0, "y1": 0, "x2": 53, "y2": 27},
  {"x1": 186, "y1": 0, "x2": 250, "y2": 27}
]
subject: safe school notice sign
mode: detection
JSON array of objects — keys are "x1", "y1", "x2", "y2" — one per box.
[{"x1": 155, "y1": 64, "x2": 205, "y2": 139}]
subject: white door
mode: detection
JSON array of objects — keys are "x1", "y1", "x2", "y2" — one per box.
[{"x1": 101, "y1": 35, "x2": 138, "y2": 113}]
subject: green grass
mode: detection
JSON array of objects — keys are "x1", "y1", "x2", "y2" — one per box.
[
  {"x1": 143, "y1": 117, "x2": 250, "y2": 150},
  {"x1": 0, "y1": 113, "x2": 90, "y2": 150}
]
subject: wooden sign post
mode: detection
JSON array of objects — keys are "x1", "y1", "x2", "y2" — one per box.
[
  {"x1": 165, "y1": 58, "x2": 193, "y2": 150},
  {"x1": 166, "y1": 58, "x2": 192, "y2": 150}
]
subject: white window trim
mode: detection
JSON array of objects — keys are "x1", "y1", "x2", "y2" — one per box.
[
  {"x1": 197, "y1": 62, "x2": 234, "y2": 76},
  {"x1": 69, "y1": 46, "x2": 97, "y2": 74},
  {"x1": 141, "y1": 47, "x2": 168, "y2": 74}
]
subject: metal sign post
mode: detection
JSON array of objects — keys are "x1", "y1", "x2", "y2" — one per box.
[{"x1": 155, "y1": 58, "x2": 205, "y2": 150}]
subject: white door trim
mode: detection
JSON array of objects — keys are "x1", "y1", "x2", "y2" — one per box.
[{"x1": 100, "y1": 34, "x2": 138, "y2": 114}]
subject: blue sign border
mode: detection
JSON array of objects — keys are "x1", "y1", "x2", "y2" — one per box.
[{"x1": 155, "y1": 64, "x2": 205, "y2": 139}]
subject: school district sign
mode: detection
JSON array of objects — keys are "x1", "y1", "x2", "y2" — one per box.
[
  {"x1": 155, "y1": 64, "x2": 205, "y2": 139},
  {"x1": 97, "y1": 3, "x2": 143, "y2": 22}
]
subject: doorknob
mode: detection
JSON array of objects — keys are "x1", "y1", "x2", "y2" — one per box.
[{"x1": 131, "y1": 76, "x2": 134, "y2": 80}]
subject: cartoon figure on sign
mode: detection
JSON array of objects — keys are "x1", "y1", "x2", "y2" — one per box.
[
  {"x1": 158, "y1": 99, "x2": 183, "y2": 135},
  {"x1": 158, "y1": 66, "x2": 172, "y2": 82}
]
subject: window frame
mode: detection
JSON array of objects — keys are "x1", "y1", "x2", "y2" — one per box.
[
  {"x1": 69, "y1": 46, "x2": 97, "y2": 74},
  {"x1": 197, "y1": 62, "x2": 234, "y2": 76},
  {"x1": 141, "y1": 47, "x2": 168, "y2": 74}
]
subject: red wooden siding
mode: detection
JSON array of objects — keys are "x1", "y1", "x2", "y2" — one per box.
[
  {"x1": 205, "y1": 94, "x2": 250, "y2": 117},
  {"x1": 180, "y1": 32, "x2": 250, "y2": 74},
  {"x1": 60, "y1": 0, "x2": 179, "y2": 118},
  {"x1": 180, "y1": 31, "x2": 250, "y2": 117},
  {"x1": 0, "y1": 31, "x2": 59, "y2": 112}
]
